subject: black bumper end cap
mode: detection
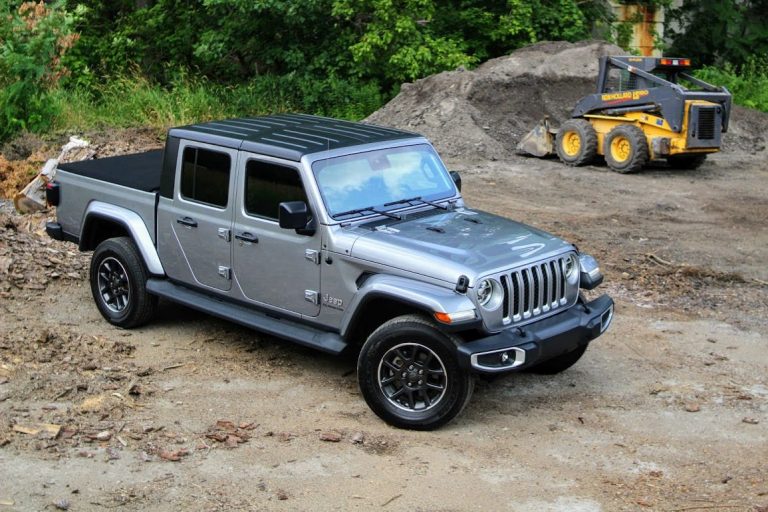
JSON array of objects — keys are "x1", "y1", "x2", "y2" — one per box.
[{"x1": 45, "y1": 222, "x2": 64, "y2": 241}]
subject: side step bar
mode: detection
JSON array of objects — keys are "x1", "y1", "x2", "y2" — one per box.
[{"x1": 146, "y1": 279, "x2": 347, "y2": 355}]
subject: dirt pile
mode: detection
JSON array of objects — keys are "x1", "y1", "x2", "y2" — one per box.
[
  {"x1": 367, "y1": 41, "x2": 768, "y2": 161},
  {"x1": 366, "y1": 41, "x2": 625, "y2": 160}
]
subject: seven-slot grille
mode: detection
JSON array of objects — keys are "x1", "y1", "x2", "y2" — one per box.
[
  {"x1": 499, "y1": 255, "x2": 571, "y2": 324},
  {"x1": 696, "y1": 107, "x2": 716, "y2": 140}
]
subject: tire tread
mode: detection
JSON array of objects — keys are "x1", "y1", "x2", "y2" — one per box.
[{"x1": 90, "y1": 236, "x2": 157, "y2": 328}]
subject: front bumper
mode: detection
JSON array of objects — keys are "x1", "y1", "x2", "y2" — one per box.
[{"x1": 457, "y1": 294, "x2": 614, "y2": 373}]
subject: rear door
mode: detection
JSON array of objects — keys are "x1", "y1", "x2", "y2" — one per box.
[
  {"x1": 232, "y1": 155, "x2": 321, "y2": 316},
  {"x1": 157, "y1": 141, "x2": 237, "y2": 292}
]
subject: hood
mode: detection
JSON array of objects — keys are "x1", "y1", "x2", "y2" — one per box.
[{"x1": 349, "y1": 208, "x2": 573, "y2": 285}]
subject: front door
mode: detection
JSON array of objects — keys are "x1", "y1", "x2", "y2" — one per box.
[
  {"x1": 232, "y1": 155, "x2": 321, "y2": 316},
  {"x1": 157, "y1": 142, "x2": 237, "y2": 291}
]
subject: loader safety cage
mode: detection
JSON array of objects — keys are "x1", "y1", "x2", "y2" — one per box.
[{"x1": 571, "y1": 56, "x2": 732, "y2": 134}]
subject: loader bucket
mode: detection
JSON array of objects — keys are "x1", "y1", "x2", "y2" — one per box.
[{"x1": 516, "y1": 117, "x2": 556, "y2": 157}]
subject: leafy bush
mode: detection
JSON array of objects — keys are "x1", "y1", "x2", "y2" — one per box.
[
  {"x1": 696, "y1": 57, "x2": 768, "y2": 113},
  {"x1": 0, "y1": 1, "x2": 79, "y2": 140},
  {"x1": 62, "y1": 0, "x2": 609, "y2": 91},
  {"x1": 666, "y1": 0, "x2": 768, "y2": 70}
]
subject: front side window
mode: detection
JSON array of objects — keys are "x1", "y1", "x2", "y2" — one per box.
[
  {"x1": 245, "y1": 160, "x2": 308, "y2": 220},
  {"x1": 180, "y1": 147, "x2": 231, "y2": 207},
  {"x1": 312, "y1": 144, "x2": 455, "y2": 219}
]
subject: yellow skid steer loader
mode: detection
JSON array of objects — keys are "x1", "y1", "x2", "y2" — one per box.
[{"x1": 518, "y1": 56, "x2": 732, "y2": 173}]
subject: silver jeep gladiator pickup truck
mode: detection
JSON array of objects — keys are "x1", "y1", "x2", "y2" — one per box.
[{"x1": 46, "y1": 114, "x2": 613, "y2": 429}]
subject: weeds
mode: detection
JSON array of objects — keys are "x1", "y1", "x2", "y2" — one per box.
[
  {"x1": 51, "y1": 73, "x2": 384, "y2": 134},
  {"x1": 696, "y1": 56, "x2": 768, "y2": 113}
]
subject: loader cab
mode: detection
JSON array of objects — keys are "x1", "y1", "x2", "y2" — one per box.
[{"x1": 598, "y1": 56, "x2": 694, "y2": 93}]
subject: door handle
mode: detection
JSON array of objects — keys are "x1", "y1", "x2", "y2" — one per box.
[
  {"x1": 176, "y1": 217, "x2": 198, "y2": 228},
  {"x1": 235, "y1": 232, "x2": 258, "y2": 243}
]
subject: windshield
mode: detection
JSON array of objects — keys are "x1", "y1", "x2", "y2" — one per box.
[{"x1": 312, "y1": 144, "x2": 456, "y2": 219}]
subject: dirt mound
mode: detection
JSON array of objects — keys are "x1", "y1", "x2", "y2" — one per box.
[
  {"x1": 367, "y1": 41, "x2": 768, "y2": 161},
  {"x1": 722, "y1": 105, "x2": 768, "y2": 157},
  {"x1": 366, "y1": 41, "x2": 625, "y2": 160}
]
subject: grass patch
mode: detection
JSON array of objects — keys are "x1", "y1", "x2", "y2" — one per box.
[
  {"x1": 696, "y1": 57, "x2": 768, "y2": 112},
  {"x1": 52, "y1": 73, "x2": 384, "y2": 133}
]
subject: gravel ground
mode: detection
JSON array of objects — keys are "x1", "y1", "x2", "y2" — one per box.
[{"x1": 0, "y1": 144, "x2": 766, "y2": 511}]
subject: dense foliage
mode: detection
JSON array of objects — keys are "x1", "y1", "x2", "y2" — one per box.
[
  {"x1": 66, "y1": 0, "x2": 601, "y2": 89},
  {"x1": 0, "y1": 0, "x2": 766, "y2": 142},
  {"x1": 0, "y1": 0, "x2": 78, "y2": 139},
  {"x1": 696, "y1": 57, "x2": 768, "y2": 112},
  {"x1": 666, "y1": 0, "x2": 768, "y2": 70}
]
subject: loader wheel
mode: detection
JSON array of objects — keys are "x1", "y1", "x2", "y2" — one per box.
[
  {"x1": 555, "y1": 119, "x2": 597, "y2": 166},
  {"x1": 605, "y1": 125, "x2": 649, "y2": 174},
  {"x1": 667, "y1": 154, "x2": 707, "y2": 170}
]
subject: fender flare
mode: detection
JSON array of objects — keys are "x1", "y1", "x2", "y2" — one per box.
[
  {"x1": 81, "y1": 201, "x2": 165, "y2": 276},
  {"x1": 340, "y1": 274, "x2": 476, "y2": 338}
]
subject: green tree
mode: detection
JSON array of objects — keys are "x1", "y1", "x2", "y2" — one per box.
[
  {"x1": 332, "y1": 0, "x2": 474, "y2": 88},
  {"x1": 430, "y1": 0, "x2": 598, "y2": 63},
  {"x1": 666, "y1": 0, "x2": 768, "y2": 69},
  {"x1": 0, "y1": 0, "x2": 79, "y2": 139}
]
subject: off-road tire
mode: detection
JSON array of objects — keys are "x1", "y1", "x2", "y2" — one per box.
[
  {"x1": 667, "y1": 154, "x2": 707, "y2": 170},
  {"x1": 555, "y1": 119, "x2": 598, "y2": 166},
  {"x1": 90, "y1": 237, "x2": 157, "y2": 328},
  {"x1": 528, "y1": 345, "x2": 588, "y2": 375},
  {"x1": 604, "y1": 124, "x2": 649, "y2": 173},
  {"x1": 357, "y1": 315, "x2": 474, "y2": 430}
]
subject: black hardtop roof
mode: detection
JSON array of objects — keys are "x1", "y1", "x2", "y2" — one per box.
[{"x1": 168, "y1": 113, "x2": 421, "y2": 161}]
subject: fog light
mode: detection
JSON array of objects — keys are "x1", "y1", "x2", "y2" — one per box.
[{"x1": 500, "y1": 352, "x2": 509, "y2": 363}]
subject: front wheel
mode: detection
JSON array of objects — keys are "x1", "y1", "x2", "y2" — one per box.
[
  {"x1": 90, "y1": 237, "x2": 157, "y2": 328},
  {"x1": 555, "y1": 119, "x2": 598, "y2": 166},
  {"x1": 357, "y1": 315, "x2": 474, "y2": 430}
]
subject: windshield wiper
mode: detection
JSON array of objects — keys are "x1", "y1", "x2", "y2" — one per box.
[
  {"x1": 384, "y1": 196, "x2": 450, "y2": 211},
  {"x1": 334, "y1": 206, "x2": 402, "y2": 220}
]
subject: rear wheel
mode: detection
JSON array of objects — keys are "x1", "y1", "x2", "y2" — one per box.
[
  {"x1": 555, "y1": 119, "x2": 598, "y2": 166},
  {"x1": 357, "y1": 315, "x2": 474, "y2": 430},
  {"x1": 667, "y1": 154, "x2": 707, "y2": 170},
  {"x1": 605, "y1": 124, "x2": 648, "y2": 173},
  {"x1": 90, "y1": 237, "x2": 157, "y2": 328}
]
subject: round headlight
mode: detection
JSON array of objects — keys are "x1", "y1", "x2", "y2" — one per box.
[
  {"x1": 564, "y1": 254, "x2": 579, "y2": 280},
  {"x1": 476, "y1": 279, "x2": 503, "y2": 310}
]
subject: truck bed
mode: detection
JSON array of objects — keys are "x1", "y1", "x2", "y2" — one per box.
[{"x1": 58, "y1": 150, "x2": 164, "y2": 192}]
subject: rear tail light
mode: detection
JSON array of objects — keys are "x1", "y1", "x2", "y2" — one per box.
[
  {"x1": 46, "y1": 181, "x2": 60, "y2": 206},
  {"x1": 659, "y1": 58, "x2": 691, "y2": 67}
]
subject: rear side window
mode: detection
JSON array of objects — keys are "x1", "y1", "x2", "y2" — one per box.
[
  {"x1": 245, "y1": 160, "x2": 307, "y2": 220},
  {"x1": 180, "y1": 147, "x2": 231, "y2": 207}
]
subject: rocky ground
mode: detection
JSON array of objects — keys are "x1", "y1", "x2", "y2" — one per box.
[{"x1": 1, "y1": 42, "x2": 767, "y2": 511}]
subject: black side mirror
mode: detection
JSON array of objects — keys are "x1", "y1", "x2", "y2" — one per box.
[
  {"x1": 450, "y1": 171, "x2": 462, "y2": 192},
  {"x1": 279, "y1": 201, "x2": 315, "y2": 235}
]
